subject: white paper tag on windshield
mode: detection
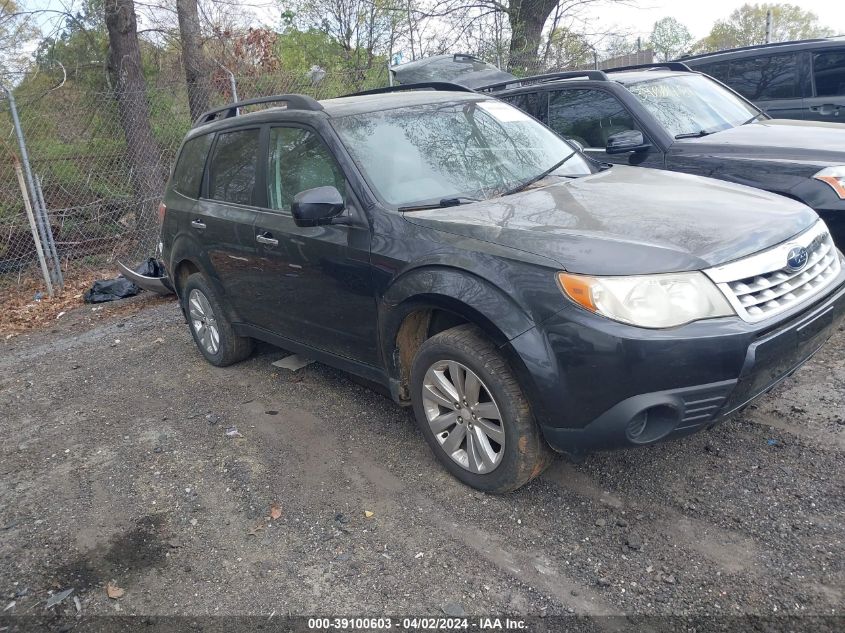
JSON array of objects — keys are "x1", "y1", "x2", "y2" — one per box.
[{"x1": 477, "y1": 101, "x2": 532, "y2": 123}]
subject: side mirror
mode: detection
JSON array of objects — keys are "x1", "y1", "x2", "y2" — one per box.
[
  {"x1": 606, "y1": 130, "x2": 651, "y2": 154},
  {"x1": 567, "y1": 138, "x2": 585, "y2": 153},
  {"x1": 291, "y1": 186, "x2": 345, "y2": 227}
]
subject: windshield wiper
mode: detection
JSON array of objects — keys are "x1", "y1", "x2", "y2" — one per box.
[
  {"x1": 398, "y1": 196, "x2": 480, "y2": 212},
  {"x1": 674, "y1": 130, "x2": 713, "y2": 139},
  {"x1": 499, "y1": 152, "x2": 577, "y2": 198}
]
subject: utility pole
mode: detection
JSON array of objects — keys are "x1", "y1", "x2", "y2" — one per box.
[{"x1": 765, "y1": 10, "x2": 773, "y2": 43}]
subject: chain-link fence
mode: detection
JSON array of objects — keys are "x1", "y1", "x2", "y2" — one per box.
[
  {"x1": 0, "y1": 67, "x2": 390, "y2": 291},
  {"x1": 1, "y1": 50, "x2": 655, "y2": 292}
]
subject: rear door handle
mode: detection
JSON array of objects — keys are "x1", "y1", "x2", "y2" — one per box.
[
  {"x1": 256, "y1": 232, "x2": 279, "y2": 246},
  {"x1": 191, "y1": 219, "x2": 207, "y2": 230}
]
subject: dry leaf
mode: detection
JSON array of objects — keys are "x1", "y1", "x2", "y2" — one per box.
[
  {"x1": 364, "y1": 510, "x2": 374, "y2": 518},
  {"x1": 269, "y1": 504, "x2": 282, "y2": 520},
  {"x1": 248, "y1": 520, "x2": 267, "y2": 536},
  {"x1": 106, "y1": 582, "x2": 125, "y2": 599}
]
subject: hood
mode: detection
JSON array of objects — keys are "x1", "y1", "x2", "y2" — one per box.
[
  {"x1": 390, "y1": 54, "x2": 517, "y2": 89},
  {"x1": 677, "y1": 119, "x2": 845, "y2": 165},
  {"x1": 403, "y1": 166, "x2": 818, "y2": 276}
]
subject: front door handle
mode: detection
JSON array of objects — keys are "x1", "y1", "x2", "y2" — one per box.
[
  {"x1": 256, "y1": 232, "x2": 279, "y2": 246},
  {"x1": 810, "y1": 103, "x2": 839, "y2": 115},
  {"x1": 191, "y1": 219, "x2": 207, "y2": 230}
]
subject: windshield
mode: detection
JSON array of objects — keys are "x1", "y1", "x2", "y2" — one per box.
[
  {"x1": 331, "y1": 100, "x2": 591, "y2": 207},
  {"x1": 626, "y1": 74, "x2": 760, "y2": 138}
]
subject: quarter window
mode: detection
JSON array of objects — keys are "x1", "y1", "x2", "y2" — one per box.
[
  {"x1": 728, "y1": 53, "x2": 798, "y2": 100},
  {"x1": 813, "y1": 49, "x2": 845, "y2": 97},
  {"x1": 548, "y1": 89, "x2": 639, "y2": 149},
  {"x1": 267, "y1": 127, "x2": 345, "y2": 212},
  {"x1": 172, "y1": 134, "x2": 212, "y2": 199},
  {"x1": 208, "y1": 129, "x2": 260, "y2": 205}
]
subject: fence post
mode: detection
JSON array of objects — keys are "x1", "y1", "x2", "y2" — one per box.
[
  {"x1": 13, "y1": 156, "x2": 54, "y2": 297},
  {"x1": 1, "y1": 82, "x2": 64, "y2": 290},
  {"x1": 33, "y1": 173, "x2": 64, "y2": 287}
]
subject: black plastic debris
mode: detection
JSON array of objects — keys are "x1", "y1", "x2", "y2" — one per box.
[
  {"x1": 135, "y1": 257, "x2": 166, "y2": 278},
  {"x1": 83, "y1": 277, "x2": 140, "y2": 303}
]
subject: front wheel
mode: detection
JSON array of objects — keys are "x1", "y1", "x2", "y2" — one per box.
[
  {"x1": 182, "y1": 273, "x2": 253, "y2": 367},
  {"x1": 410, "y1": 325, "x2": 553, "y2": 493}
]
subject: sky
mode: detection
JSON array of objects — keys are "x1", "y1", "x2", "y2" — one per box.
[{"x1": 584, "y1": 0, "x2": 845, "y2": 40}]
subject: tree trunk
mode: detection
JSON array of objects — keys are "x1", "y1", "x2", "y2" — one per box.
[
  {"x1": 104, "y1": 0, "x2": 165, "y2": 249},
  {"x1": 507, "y1": 0, "x2": 557, "y2": 74},
  {"x1": 176, "y1": 0, "x2": 210, "y2": 121}
]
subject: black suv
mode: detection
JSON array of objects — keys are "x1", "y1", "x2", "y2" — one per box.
[
  {"x1": 160, "y1": 87, "x2": 845, "y2": 492},
  {"x1": 476, "y1": 64, "x2": 845, "y2": 243},
  {"x1": 679, "y1": 37, "x2": 845, "y2": 122}
]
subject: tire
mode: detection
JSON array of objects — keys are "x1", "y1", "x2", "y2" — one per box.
[
  {"x1": 410, "y1": 324, "x2": 553, "y2": 493},
  {"x1": 182, "y1": 273, "x2": 253, "y2": 367}
]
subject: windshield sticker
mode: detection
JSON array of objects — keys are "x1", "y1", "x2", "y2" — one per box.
[{"x1": 477, "y1": 101, "x2": 532, "y2": 122}]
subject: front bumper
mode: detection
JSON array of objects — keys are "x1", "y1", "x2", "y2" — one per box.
[{"x1": 508, "y1": 274, "x2": 845, "y2": 453}]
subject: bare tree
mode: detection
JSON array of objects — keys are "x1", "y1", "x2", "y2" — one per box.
[
  {"x1": 176, "y1": 0, "x2": 210, "y2": 120},
  {"x1": 104, "y1": 0, "x2": 165, "y2": 242}
]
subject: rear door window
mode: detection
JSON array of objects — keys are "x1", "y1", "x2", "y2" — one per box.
[
  {"x1": 548, "y1": 88, "x2": 639, "y2": 149},
  {"x1": 813, "y1": 49, "x2": 845, "y2": 97},
  {"x1": 207, "y1": 129, "x2": 260, "y2": 205},
  {"x1": 172, "y1": 134, "x2": 212, "y2": 198},
  {"x1": 729, "y1": 53, "x2": 799, "y2": 100}
]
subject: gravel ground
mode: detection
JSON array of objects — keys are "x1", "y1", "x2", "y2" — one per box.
[{"x1": 0, "y1": 295, "x2": 843, "y2": 620}]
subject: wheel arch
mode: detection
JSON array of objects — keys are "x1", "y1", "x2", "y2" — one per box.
[{"x1": 380, "y1": 267, "x2": 539, "y2": 405}]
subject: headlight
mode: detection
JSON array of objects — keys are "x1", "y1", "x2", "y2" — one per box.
[
  {"x1": 557, "y1": 271, "x2": 735, "y2": 328},
  {"x1": 813, "y1": 166, "x2": 845, "y2": 199}
]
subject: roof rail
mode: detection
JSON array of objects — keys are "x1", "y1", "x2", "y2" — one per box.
[
  {"x1": 678, "y1": 37, "x2": 836, "y2": 61},
  {"x1": 193, "y1": 94, "x2": 323, "y2": 128},
  {"x1": 343, "y1": 82, "x2": 476, "y2": 97},
  {"x1": 605, "y1": 62, "x2": 692, "y2": 73},
  {"x1": 477, "y1": 70, "x2": 608, "y2": 92}
]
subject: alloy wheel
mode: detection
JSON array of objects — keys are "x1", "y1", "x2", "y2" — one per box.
[
  {"x1": 421, "y1": 360, "x2": 505, "y2": 474},
  {"x1": 188, "y1": 288, "x2": 220, "y2": 355}
]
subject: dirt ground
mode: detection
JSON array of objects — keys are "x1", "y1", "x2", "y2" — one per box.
[{"x1": 0, "y1": 294, "x2": 843, "y2": 621}]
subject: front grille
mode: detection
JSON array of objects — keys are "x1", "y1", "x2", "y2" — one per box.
[{"x1": 705, "y1": 221, "x2": 842, "y2": 323}]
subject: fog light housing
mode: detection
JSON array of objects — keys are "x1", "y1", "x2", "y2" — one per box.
[{"x1": 625, "y1": 405, "x2": 680, "y2": 444}]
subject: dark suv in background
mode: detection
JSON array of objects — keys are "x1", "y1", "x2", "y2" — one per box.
[
  {"x1": 476, "y1": 64, "x2": 845, "y2": 242},
  {"x1": 680, "y1": 37, "x2": 845, "y2": 121},
  {"x1": 160, "y1": 86, "x2": 845, "y2": 493}
]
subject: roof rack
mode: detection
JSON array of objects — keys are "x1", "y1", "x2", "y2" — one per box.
[
  {"x1": 605, "y1": 62, "x2": 692, "y2": 73},
  {"x1": 343, "y1": 82, "x2": 476, "y2": 97},
  {"x1": 193, "y1": 94, "x2": 323, "y2": 128},
  {"x1": 477, "y1": 70, "x2": 608, "y2": 92}
]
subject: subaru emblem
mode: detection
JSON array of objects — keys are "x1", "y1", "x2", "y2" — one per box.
[{"x1": 786, "y1": 246, "x2": 809, "y2": 272}]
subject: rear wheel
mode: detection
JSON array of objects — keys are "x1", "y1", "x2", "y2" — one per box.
[
  {"x1": 182, "y1": 273, "x2": 253, "y2": 367},
  {"x1": 410, "y1": 324, "x2": 553, "y2": 493}
]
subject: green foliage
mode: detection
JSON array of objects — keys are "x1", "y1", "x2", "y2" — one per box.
[
  {"x1": 545, "y1": 28, "x2": 594, "y2": 69},
  {"x1": 695, "y1": 3, "x2": 834, "y2": 53},
  {"x1": 273, "y1": 26, "x2": 389, "y2": 93},
  {"x1": 276, "y1": 27, "x2": 349, "y2": 75},
  {"x1": 648, "y1": 17, "x2": 693, "y2": 62},
  {"x1": 33, "y1": 0, "x2": 109, "y2": 92}
]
